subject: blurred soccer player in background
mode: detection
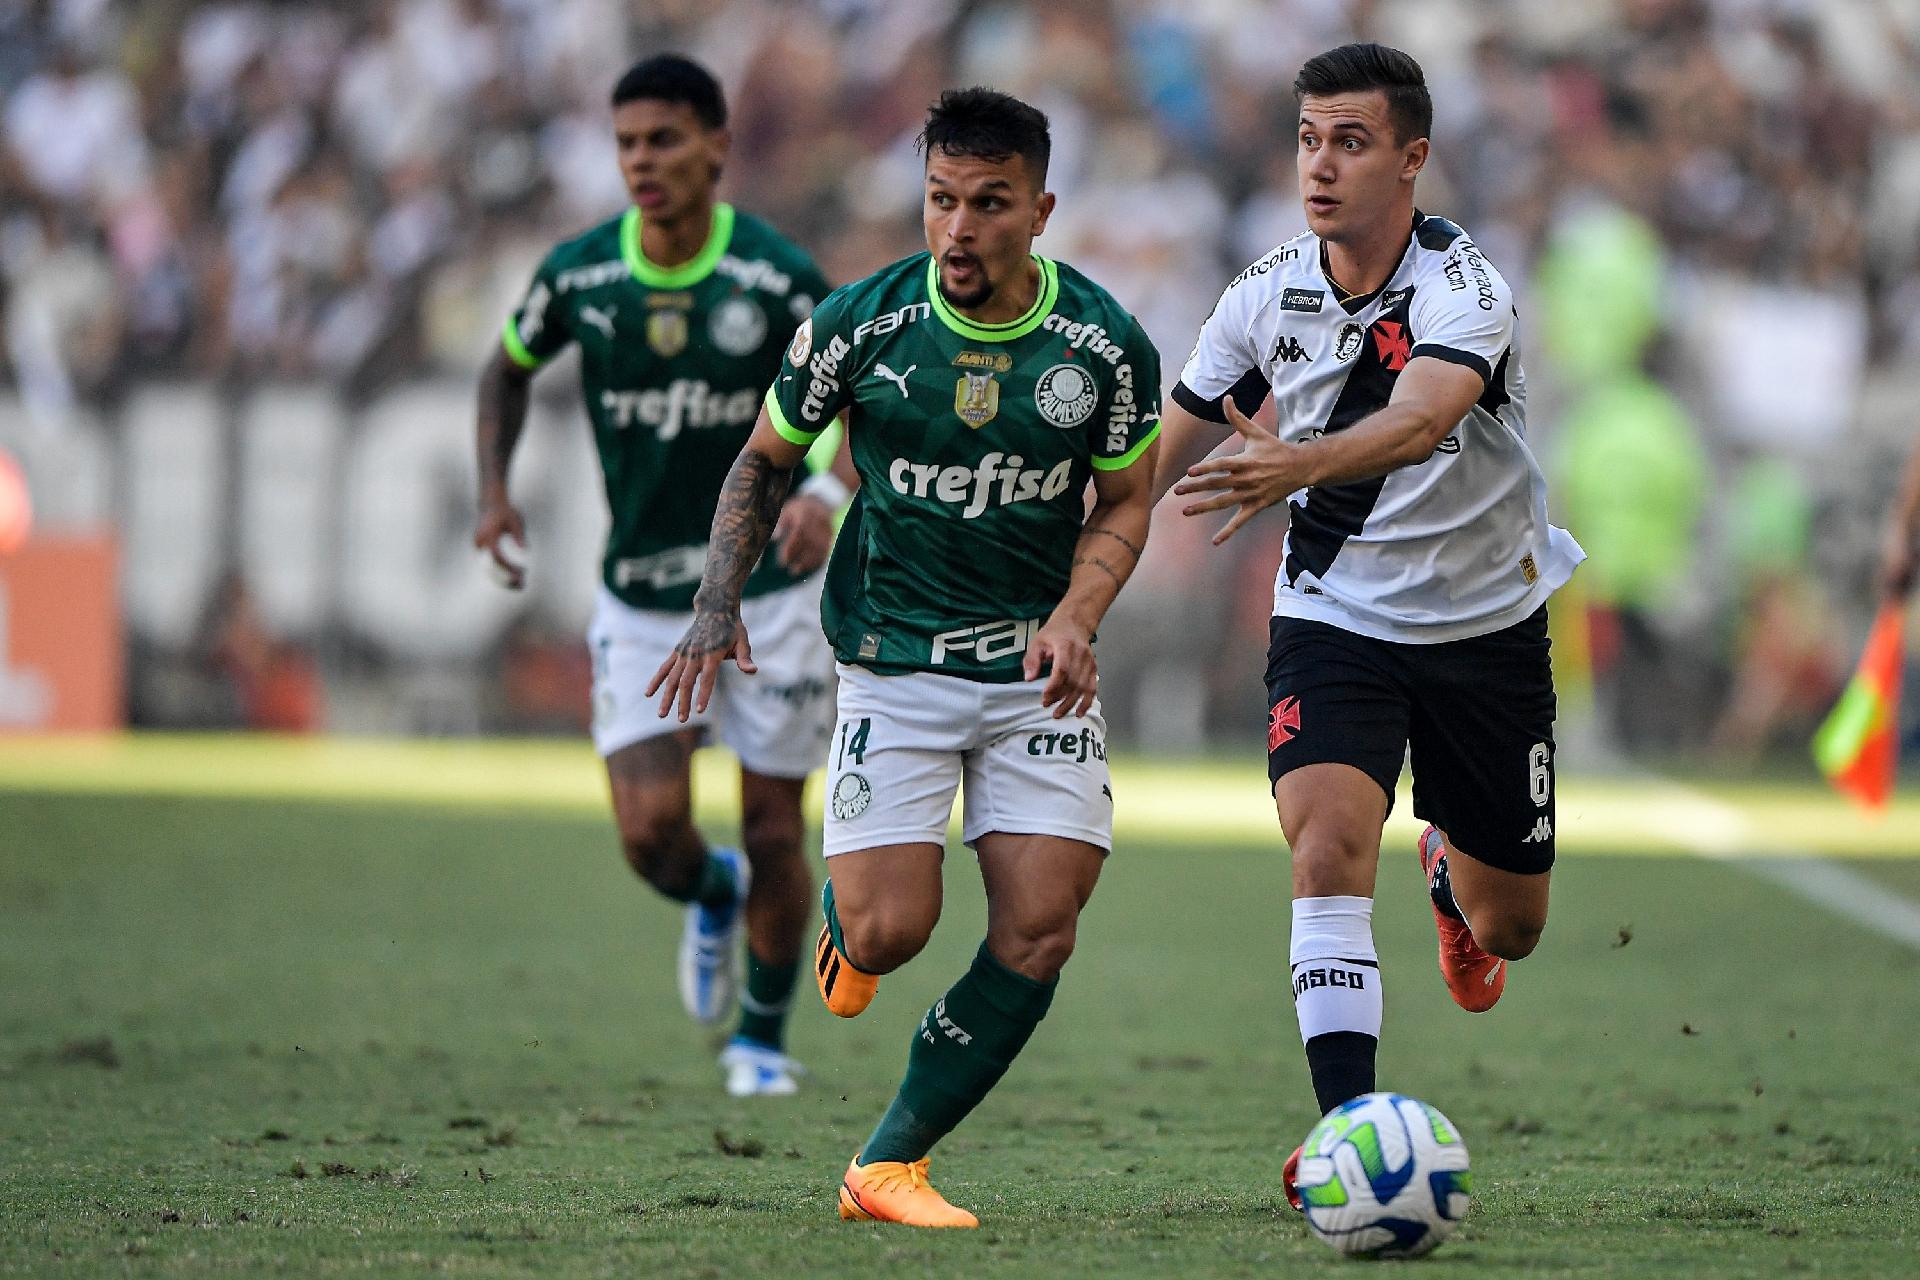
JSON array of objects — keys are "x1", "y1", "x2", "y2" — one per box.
[
  {"x1": 1152, "y1": 43, "x2": 1584, "y2": 1205},
  {"x1": 474, "y1": 55, "x2": 845, "y2": 1097},
  {"x1": 652, "y1": 88, "x2": 1161, "y2": 1226}
]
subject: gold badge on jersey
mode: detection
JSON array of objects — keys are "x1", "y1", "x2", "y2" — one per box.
[
  {"x1": 954, "y1": 370, "x2": 1000, "y2": 428},
  {"x1": 645, "y1": 292, "x2": 693, "y2": 358}
]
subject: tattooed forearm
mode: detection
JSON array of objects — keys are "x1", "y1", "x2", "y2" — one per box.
[
  {"x1": 691, "y1": 447, "x2": 794, "y2": 617},
  {"x1": 1071, "y1": 554, "x2": 1126, "y2": 589},
  {"x1": 1084, "y1": 526, "x2": 1144, "y2": 561},
  {"x1": 476, "y1": 349, "x2": 531, "y2": 497}
]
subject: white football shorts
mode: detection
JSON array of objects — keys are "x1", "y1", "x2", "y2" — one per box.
[
  {"x1": 822, "y1": 662, "x2": 1114, "y2": 857},
  {"x1": 587, "y1": 577, "x2": 835, "y2": 777}
]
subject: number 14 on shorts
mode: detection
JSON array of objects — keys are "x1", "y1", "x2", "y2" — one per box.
[{"x1": 837, "y1": 718, "x2": 872, "y2": 769}]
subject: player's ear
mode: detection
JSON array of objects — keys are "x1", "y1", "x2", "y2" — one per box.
[
  {"x1": 1401, "y1": 137, "x2": 1429, "y2": 184},
  {"x1": 707, "y1": 126, "x2": 733, "y2": 183},
  {"x1": 1030, "y1": 190, "x2": 1056, "y2": 238}
]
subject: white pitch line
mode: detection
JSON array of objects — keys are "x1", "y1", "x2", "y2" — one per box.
[
  {"x1": 1728, "y1": 855, "x2": 1920, "y2": 950},
  {"x1": 1649, "y1": 775, "x2": 1920, "y2": 952}
]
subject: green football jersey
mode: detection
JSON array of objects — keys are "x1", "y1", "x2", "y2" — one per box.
[
  {"x1": 768, "y1": 253, "x2": 1162, "y2": 682},
  {"x1": 503, "y1": 203, "x2": 830, "y2": 611}
]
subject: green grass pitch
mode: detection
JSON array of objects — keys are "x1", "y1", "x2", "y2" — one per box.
[{"x1": 2, "y1": 740, "x2": 1917, "y2": 1277}]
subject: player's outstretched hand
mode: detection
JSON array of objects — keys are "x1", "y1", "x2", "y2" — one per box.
[
  {"x1": 647, "y1": 610, "x2": 756, "y2": 722},
  {"x1": 1026, "y1": 617, "x2": 1098, "y2": 719},
  {"x1": 1171, "y1": 398, "x2": 1307, "y2": 545},
  {"x1": 474, "y1": 500, "x2": 529, "y2": 589},
  {"x1": 773, "y1": 493, "x2": 835, "y2": 575}
]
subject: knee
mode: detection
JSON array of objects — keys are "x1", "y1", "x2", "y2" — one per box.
[
  {"x1": 1286, "y1": 827, "x2": 1380, "y2": 897},
  {"x1": 1472, "y1": 913, "x2": 1545, "y2": 961},
  {"x1": 740, "y1": 804, "x2": 804, "y2": 867},
  {"x1": 841, "y1": 908, "x2": 936, "y2": 975},
  {"x1": 986, "y1": 917, "x2": 1078, "y2": 983},
  {"x1": 618, "y1": 809, "x2": 698, "y2": 891}
]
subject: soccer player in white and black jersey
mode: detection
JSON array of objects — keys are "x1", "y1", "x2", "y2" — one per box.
[{"x1": 1151, "y1": 43, "x2": 1585, "y2": 1204}]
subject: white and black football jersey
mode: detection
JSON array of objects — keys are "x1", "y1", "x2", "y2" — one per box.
[{"x1": 1175, "y1": 212, "x2": 1583, "y2": 644}]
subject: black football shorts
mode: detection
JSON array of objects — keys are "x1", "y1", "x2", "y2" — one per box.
[{"x1": 1263, "y1": 606, "x2": 1558, "y2": 874}]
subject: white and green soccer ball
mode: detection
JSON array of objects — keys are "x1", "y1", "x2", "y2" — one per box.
[{"x1": 1295, "y1": 1092, "x2": 1472, "y2": 1259}]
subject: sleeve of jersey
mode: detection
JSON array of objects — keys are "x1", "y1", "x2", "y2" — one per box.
[
  {"x1": 766, "y1": 291, "x2": 855, "y2": 448},
  {"x1": 500, "y1": 256, "x2": 569, "y2": 370},
  {"x1": 1408, "y1": 251, "x2": 1514, "y2": 387},
  {"x1": 1170, "y1": 283, "x2": 1269, "y2": 424},
  {"x1": 1090, "y1": 316, "x2": 1164, "y2": 472}
]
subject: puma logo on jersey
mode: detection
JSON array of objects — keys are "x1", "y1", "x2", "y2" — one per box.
[
  {"x1": 580, "y1": 305, "x2": 618, "y2": 339},
  {"x1": 872, "y1": 363, "x2": 915, "y2": 398},
  {"x1": 1521, "y1": 816, "x2": 1553, "y2": 844}
]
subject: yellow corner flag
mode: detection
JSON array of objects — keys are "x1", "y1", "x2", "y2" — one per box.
[{"x1": 1813, "y1": 604, "x2": 1905, "y2": 811}]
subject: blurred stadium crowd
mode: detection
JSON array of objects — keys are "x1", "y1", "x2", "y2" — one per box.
[{"x1": 4, "y1": 0, "x2": 1918, "y2": 758}]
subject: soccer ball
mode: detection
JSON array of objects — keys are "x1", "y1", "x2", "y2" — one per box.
[{"x1": 1294, "y1": 1092, "x2": 1472, "y2": 1259}]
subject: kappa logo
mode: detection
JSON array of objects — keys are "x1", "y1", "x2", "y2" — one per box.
[
  {"x1": 579, "y1": 304, "x2": 618, "y2": 339},
  {"x1": 1371, "y1": 319, "x2": 1411, "y2": 371},
  {"x1": 1271, "y1": 334, "x2": 1311, "y2": 364},
  {"x1": 1522, "y1": 816, "x2": 1553, "y2": 844},
  {"x1": 1268, "y1": 695, "x2": 1302, "y2": 751},
  {"x1": 872, "y1": 362, "x2": 915, "y2": 398}
]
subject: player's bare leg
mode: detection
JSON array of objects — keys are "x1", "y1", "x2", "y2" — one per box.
[
  {"x1": 1275, "y1": 763, "x2": 1391, "y2": 1208},
  {"x1": 816, "y1": 842, "x2": 943, "y2": 1017},
  {"x1": 720, "y1": 769, "x2": 814, "y2": 1095},
  {"x1": 606, "y1": 733, "x2": 748, "y2": 1024},
  {"x1": 839, "y1": 833, "x2": 1099, "y2": 1228},
  {"x1": 1429, "y1": 829, "x2": 1549, "y2": 961},
  {"x1": 1419, "y1": 826, "x2": 1547, "y2": 1012}
]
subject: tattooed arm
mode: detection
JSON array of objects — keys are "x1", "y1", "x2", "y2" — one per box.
[
  {"x1": 646, "y1": 411, "x2": 810, "y2": 721},
  {"x1": 1025, "y1": 438, "x2": 1161, "y2": 719}
]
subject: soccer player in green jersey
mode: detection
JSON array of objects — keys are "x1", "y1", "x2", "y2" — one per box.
[
  {"x1": 651, "y1": 88, "x2": 1162, "y2": 1226},
  {"x1": 474, "y1": 56, "x2": 845, "y2": 1098}
]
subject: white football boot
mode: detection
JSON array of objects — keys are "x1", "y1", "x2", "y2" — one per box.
[
  {"x1": 677, "y1": 847, "x2": 749, "y2": 1024},
  {"x1": 719, "y1": 1038, "x2": 805, "y2": 1097}
]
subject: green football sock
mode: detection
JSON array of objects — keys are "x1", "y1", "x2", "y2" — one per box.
[
  {"x1": 822, "y1": 879, "x2": 853, "y2": 963},
  {"x1": 658, "y1": 850, "x2": 739, "y2": 907},
  {"x1": 859, "y1": 942, "x2": 1056, "y2": 1165},
  {"x1": 735, "y1": 949, "x2": 799, "y2": 1051}
]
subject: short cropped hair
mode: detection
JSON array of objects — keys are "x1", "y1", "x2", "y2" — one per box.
[
  {"x1": 918, "y1": 87, "x2": 1050, "y2": 185},
  {"x1": 611, "y1": 54, "x2": 726, "y2": 128},
  {"x1": 1293, "y1": 43, "x2": 1431, "y2": 145}
]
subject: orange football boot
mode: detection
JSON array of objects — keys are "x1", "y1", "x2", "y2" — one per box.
[
  {"x1": 1419, "y1": 825, "x2": 1506, "y2": 1012},
  {"x1": 838, "y1": 1156, "x2": 978, "y2": 1228},
  {"x1": 815, "y1": 920, "x2": 878, "y2": 1018},
  {"x1": 1282, "y1": 1144, "x2": 1304, "y2": 1212}
]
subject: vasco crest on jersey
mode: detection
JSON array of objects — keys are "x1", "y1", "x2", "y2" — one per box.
[{"x1": 1033, "y1": 363, "x2": 1098, "y2": 428}]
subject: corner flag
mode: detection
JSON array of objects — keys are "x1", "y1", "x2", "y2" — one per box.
[{"x1": 1813, "y1": 605, "x2": 1905, "y2": 811}]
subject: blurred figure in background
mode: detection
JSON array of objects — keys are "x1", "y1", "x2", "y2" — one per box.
[
  {"x1": 0, "y1": 0, "x2": 1915, "y2": 771},
  {"x1": 474, "y1": 55, "x2": 839, "y2": 1099}
]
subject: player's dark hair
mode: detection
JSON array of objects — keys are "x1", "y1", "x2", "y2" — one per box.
[
  {"x1": 610, "y1": 54, "x2": 726, "y2": 128},
  {"x1": 918, "y1": 87, "x2": 1050, "y2": 185},
  {"x1": 1293, "y1": 43, "x2": 1431, "y2": 145}
]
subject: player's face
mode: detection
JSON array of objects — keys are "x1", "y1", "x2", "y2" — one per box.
[
  {"x1": 924, "y1": 149, "x2": 1055, "y2": 311},
  {"x1": 613, "y1": 99, "x2": 728, "y2": 223},
  {"x1": 1296, "y1": 92, "x2": 1427, "y2": 242}
]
